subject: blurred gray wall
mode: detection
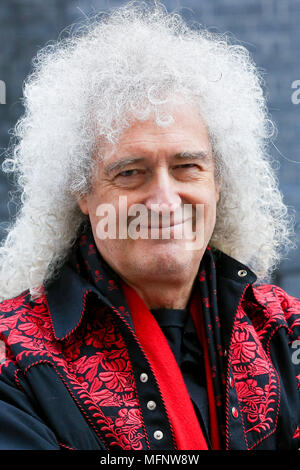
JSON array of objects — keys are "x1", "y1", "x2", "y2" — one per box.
[{"x1": 0, "y1": 0, "x2": 299, "y2": 296}]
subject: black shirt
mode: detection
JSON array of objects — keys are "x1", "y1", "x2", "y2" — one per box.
[{"x1": 150, "y1": 307, "x2": 210, "y2": 442}]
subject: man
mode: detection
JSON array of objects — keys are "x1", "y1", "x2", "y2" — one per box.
[{"x1": 0, "y1": 2, "x2": 299, "y2": 450}]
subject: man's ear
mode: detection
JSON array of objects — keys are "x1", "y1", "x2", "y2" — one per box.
[{"x1": 77, "y1": 195, "x2": 89, "y2": 215}]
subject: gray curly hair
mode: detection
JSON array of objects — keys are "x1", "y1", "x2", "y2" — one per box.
[{"x1": 0, "y1": 1, "x2": 295, "y2": 301}]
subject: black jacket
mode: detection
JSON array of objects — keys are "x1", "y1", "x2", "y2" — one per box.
[{"x1": 0, "y1": 249, "x2": 299, "y2": 450}]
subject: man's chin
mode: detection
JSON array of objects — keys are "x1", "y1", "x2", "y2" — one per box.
[{"x1": 133, "y1": 248, "x2": 195, "y2": 279}]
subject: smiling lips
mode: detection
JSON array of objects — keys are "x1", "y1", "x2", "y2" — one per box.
[{"x1": 139, "y1": 217, "x2": 193, "y2": 229}]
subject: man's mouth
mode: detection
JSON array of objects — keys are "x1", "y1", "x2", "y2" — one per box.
[{"x1": 139, "y1": 217, "x2": 193, "y2": 229}]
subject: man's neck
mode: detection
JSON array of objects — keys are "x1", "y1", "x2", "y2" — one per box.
[{"x1": 121, "y1": 276, "x2": 196, "y2": 310}]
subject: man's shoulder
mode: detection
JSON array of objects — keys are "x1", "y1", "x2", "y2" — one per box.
[
  {"x1": 0, "y1": 290, "x2": 31, "y2": 314},
  {"x1": 0, "y1": 289, "x2": 52, "y2": 337},
  {"x1": 252, "y1": 283, "x2": 300, "y2": 311},
  {"x1": 0, "y1": 289, "x2": 58, "y2": 374},
  {"x1": 251, "y1": 283, "x2": 300, "y2": 335}
]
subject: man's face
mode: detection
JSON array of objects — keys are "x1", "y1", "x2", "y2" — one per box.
[{"x1": 78, "y1": 105, "x2": 219, "y2": 285}]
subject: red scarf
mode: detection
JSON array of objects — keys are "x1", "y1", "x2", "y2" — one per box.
[{"x1": 122, "y1": 281, "x2": 221, "y2": 450}]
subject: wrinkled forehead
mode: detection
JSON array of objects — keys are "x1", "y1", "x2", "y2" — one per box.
[{"x1": 93, "y1": 101, "x2": 212, "y2": 162}]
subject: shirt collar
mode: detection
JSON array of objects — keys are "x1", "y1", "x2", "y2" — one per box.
[
  {"x1": 44, "y1": 263, "x2": 101, "y2": 341},
  {"x1": 44, "y1": 247, "x2": 257, "y2": 341}
]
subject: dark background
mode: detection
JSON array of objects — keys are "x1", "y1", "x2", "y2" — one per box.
[{"x1": 0, "y1": 0, "x2": 299, "y2": 296}]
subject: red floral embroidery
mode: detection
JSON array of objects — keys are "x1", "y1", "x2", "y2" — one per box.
[
  {"x1": 108, "y1": 280, "x2": 118, "y2": 291},
  {"x1": 1, "y1": 277, "x2": 299, "y2": 450},
  {"x1": 293, "y1": 426, "x2": 300, "y2": 439},
  {"x1": 231, "y1": 331, "x2": 257, "y2": 362},
  {"x1": 229, "y1": 299, "x2": 280, "y2": 449},
  {"x1": 0, "y1": 294, "x2": 146, "y2": 450},
  {"x1": 0, "y1": 293, "x2": 28, "y2": 312},
  {"x1": 0, "y1": 314, "x2": 19, "y2": 333},
  {"x1": 84, "y1": 316, "x2": 124, "y2": 350},
  {"x1": 297, "y1": 374, "x2": 300, "y2": 391},
  {"x1": 113, "y1": 408, "x2": 145, "y2": 450},
  {"x1": 95, "y1": 270, "x2": 103, "y2": 283},
  {"x1": 252, "y1": 285, "x2": 300, "y2": 338},
  {"x1": 88, "y1": 244, "x2": 97, "y2": 256}
]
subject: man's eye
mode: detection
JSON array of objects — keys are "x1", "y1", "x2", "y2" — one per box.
[
  {"x1": 118, "y1": 169, "x2": 140, "y2": 177},
  {"x1": 175, "y1": 163, "x2": 198, "y2": 169}
]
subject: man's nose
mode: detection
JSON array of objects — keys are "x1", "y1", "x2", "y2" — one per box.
[{"x1": 144, "y1": 169, "x2": 181, "y2": 213}]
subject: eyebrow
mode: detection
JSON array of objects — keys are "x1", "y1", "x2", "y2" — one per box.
[
  {"x1": 103, "y1": 158, "x2": 146, "y2": 178},
  {"x1": 103, "y1": 151, "x2": 212, "y2": 177},
  {"x1": 173, "y1": 151, "x2": 212, "y2": 162}
]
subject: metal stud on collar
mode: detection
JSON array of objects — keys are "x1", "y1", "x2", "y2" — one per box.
[{"x1": 238, "y1": 269, "x2": 247, "y2": 277}]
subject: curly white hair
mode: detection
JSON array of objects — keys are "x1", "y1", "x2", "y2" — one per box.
[{"x1": 0, "y1": 1, "x2": 295, "y2": 301}]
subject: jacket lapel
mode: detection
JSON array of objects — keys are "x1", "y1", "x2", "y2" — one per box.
[{"x1": 226, "y1": 297, "x2": 280, "y2": 449}]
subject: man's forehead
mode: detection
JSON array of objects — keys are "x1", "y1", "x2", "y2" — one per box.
[{"x1": 95, "y1": 105, "x2": 212, "y2": 168}]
